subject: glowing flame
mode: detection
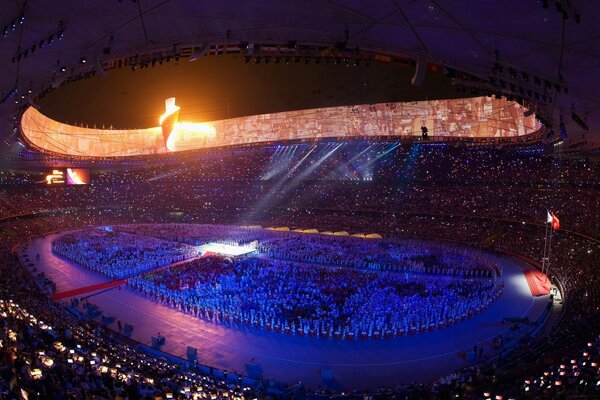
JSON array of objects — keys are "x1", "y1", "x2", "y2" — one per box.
[
  {"x1": 166, "y1": 122, "x2": 216, "y2": 151},
  {"x1": 158, "y1": 98, "x2": 216, "y2": 151},
  {"x1": 159, "y1": 97, "x2": 180, "y2": 125}
]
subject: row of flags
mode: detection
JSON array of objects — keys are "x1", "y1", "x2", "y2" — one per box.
[
  {"x1": 99, "y1": 42, "x2": 459, "y2": 75},
  {"x1": 547, "y1": 211, "x2": 560, "y2": 232}
]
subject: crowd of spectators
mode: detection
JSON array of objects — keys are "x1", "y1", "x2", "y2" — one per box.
[
  {"x1": 0, "y1": 216, "x2": 264, "y2": 399},
  {"x1": 128, "y1": 249, "x2": 500, "y2": 340},
  {"x1": 51, "y1": 229, "x2": 200, "y2": 279},
  {"x1": 2, "y1": 144, "x2": 600, "y2": 238},
  {"x1": 113, "y1": 223, "x2": 270, "y2": 246},
  {"x1": 0, "y1": 141, "x2": 599, "y2": 398},
  {"x1": 258, "y1": 235, "x2": 500, "y2": 277},
  {"x1": 2, "y1": 208, "x2": 598, "y2": 398},
  {"x1": 48, "y1": 222, "x2": 502, "y2": 340}
]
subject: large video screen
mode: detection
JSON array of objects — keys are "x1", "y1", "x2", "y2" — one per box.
[
  {"x1": 23, "y1": 97, "x2": 541, "y2": 158},
  {"x1": 45, "y1": 169, "x2": 90, "y2": 185},
  {"x1": 66, "y1": 168, "x2": 90, "y2": 185}
]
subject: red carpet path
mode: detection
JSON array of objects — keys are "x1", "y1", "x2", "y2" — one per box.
[
  {"x1": 52, "y1": 279, "x2": 126, "y2": 300},
  {"x1": 50, "y1": 253, "x2": 212, "y2": 301},
  {"x1": 524, "y1": 270, "x2": 551, "y2": 296}
]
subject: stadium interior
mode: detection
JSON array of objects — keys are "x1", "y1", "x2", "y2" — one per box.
[{"x1": 1, "y1": 1, "x2": 600, "y2": 399}]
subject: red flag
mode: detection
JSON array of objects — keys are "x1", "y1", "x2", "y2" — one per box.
[{"x1": 551, "y1": 212, "x2": 560, "y2": 232}]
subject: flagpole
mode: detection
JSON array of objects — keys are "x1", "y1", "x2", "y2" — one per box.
[
  {"x1": 542, "y1": 212, "x2": 550, "y2": 275},
  {"x1": 546, "y1": 227, "x2": 553, "y2": 276}
]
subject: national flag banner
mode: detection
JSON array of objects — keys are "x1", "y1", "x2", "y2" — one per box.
[
  {"x1": 427, "y1": 63, "x2": 443, "y2": 75},
  {"x1": 279, "y1": 45, "x2": 297, "y2": 55},
  {"x1": 260, "y1": 44, "x2": 279, "y2": 54},
  {"x1": 374, "y1": 54, "x2": 392, "y2": 63},
  {"x1": 551, "y1": 212, "x2": 560, "y2": 232},
  {"x1": 180, "y1": 47, "x2": 194, "y2": 57},
  {"x1": 103, "y1": 59, "x2": 116, "y2": 70},
  {"x1": 224, "y1": 44, "x2": 240, "y2": 54},
  {"x1": 547, "y1": 210, "x2": 553, "y2": 224}
]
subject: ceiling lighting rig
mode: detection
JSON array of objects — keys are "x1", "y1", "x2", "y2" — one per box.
[
  {"x1": 12, "y1": 21, "x2": 65, "y2": 63},
  {"x1": 242, "y1": 41, "x2": 372, "y2": 67},
  {"x1": 1, "y1": 3, "x2": 25, "y2": 39},
  {"x1": 0, "y1": 87, "x2": 18, "y2": 105}
]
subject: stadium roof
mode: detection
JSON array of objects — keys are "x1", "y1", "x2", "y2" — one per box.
[{"x1": 1, "y1": 0, "x2": 599, "y2": 164}]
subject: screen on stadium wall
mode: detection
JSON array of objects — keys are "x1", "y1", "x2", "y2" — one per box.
[
  {"x1": 45, "y1": 169, "x2": 90, "y2": 185},
  {"x1": 22, "y1": 96, "x2": 541, "y2": 158}
]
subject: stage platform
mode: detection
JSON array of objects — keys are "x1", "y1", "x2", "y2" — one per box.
[
  {"x1": 25, "y1": 233, "x2": 551, "y2": 390},
  {"x1": 198, "y1": 242, "x2": 256, "y2": 257}
]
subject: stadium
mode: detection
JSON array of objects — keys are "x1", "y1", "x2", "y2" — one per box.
[{"x1": 1, "y1": 1, "x2": 600, "y2": 399}]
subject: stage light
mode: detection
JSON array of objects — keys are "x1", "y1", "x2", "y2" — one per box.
[
  {"x1": 60, "y1": 66, "x2": 66, "y2": 72},
  {"x1": 80, "y1": 57, "x2": 87, "y2": 64}
]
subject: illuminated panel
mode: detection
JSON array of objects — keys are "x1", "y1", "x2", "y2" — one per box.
[
  {"x1": 21, "y1": 97, "x2": 541, "y2": 158},
  {"x1": 66, "y1": 168, "x2": 90, "y2": 185},
  {"x1": 45, "y1": 169, "x2": 65, "y2": 185},
  {"x1": 21, "y1": 109, "x2": 164, "y2": 157},
  {"x1": 197, "y1": 243, "x2": 256, "y2": 257}
]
